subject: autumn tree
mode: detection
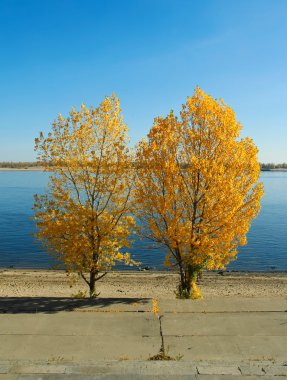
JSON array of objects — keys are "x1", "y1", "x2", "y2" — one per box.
[
  {"x1": 34, "y1": 95, "x2": 136, "y2": 297},
  {"x1": 135, "y1": 87, "x2": 263, "y2": 299}
]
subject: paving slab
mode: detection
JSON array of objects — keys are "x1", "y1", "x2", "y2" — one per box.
[
  {"x1": 263, "y1": 365, "x2": 287, "y2": 376},
  {"x1": 0, "y1": 313, "x2": 158, "y2": 336},
  {"x1": 196, "y1": 365, "x2": 241, "y2": 375},
  {"x1": 0, "y1": 367, "x2": 12, "y2": 375},
  {"x1": 0, "y1": 297, "x2": 151, "y2": 314},
  {"x1": 197, "y1": 376, "x2": 277, "y2": 380},
  {"x1": 17, "y1": 376, "x2": 197, "y2": 380},
  {"x1": 0, "y1": 335, "x2": 160, "y2": 361},
  {"x1": 0, "y1": 361, "x2": 198, "y2": 378},
  {"x1": 14, "y1": 365, "x2": 67, "y2": 375},
  {"x1": 158, "y1": 297, "x2": 287, "y2": 313},
  {"x1": 239, "y1": 365, "x2": 266, "y2": 376},
  {"x1": 65, "y1": 361, "x2": 197, "y2": 375},
  {"x1": 164, "y1": 335, "x2": 287, "y2": 362},
  {"x1": 162, "y1": 312, "x2": 287, "y2": 336},
  {"x1": 0, "y1": 311, "x2": 161, "y2": 361}
]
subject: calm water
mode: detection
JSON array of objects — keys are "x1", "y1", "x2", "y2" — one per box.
[{"x1": 0, "y1": 171, "x2": 286, "y2": 271}]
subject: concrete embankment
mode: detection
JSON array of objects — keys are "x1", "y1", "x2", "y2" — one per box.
[{"x1": 0, "y1": 296, "x2": 286, "y2": 378}]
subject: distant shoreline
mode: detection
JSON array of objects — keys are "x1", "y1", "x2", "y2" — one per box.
[
  {"x1": 261, "y1": 168, "x2": 287, "y2": 171},
  {"x1": 0, "y1": 167, "x2": 44, "y2": 171}
]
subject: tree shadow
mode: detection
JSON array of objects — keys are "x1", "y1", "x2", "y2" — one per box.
[{"x1": 0, "y1": 297, "x2": 150, "y2": 314}]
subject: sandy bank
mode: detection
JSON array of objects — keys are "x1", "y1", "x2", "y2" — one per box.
[{"x1": 0, "y1": 269, "x2": 286, "y2": 299}]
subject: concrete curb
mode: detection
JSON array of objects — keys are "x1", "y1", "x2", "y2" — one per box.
[{"x1": 0, "y1": 360, "x2": 286, "y2": 378}]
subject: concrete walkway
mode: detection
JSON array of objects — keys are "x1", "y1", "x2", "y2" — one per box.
[{"x1": 0, "y1": 296, "x2": 286, "y2": 378}]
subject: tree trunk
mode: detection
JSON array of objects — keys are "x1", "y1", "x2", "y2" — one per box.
[
  {"x1": 177, "y1": 264, "x2": 192, "y2": 298},
  {"x1": 89, "y1": 270, "x2": 97, "y2": 298},
  {"x1": 177, "y1": 265, "x2": 202, "y2": 299},
  {"x1": 176, "y1": 248, "x2": 189, "y2": 298}
]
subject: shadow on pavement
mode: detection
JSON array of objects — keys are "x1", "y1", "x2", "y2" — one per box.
[{"x1": 0, "y1": 297, "x2": 150, "y2": 314}]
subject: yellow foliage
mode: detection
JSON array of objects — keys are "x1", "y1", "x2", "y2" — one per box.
[
  {"x1": 191, "y1": 280, "x2": 203, "y2": 300},
  {"x1": 152, "y1": 298, "x2": 160, "y2": 316},
  {"x1": 135, "y1": 87, "x2": 264, "y2": 298},
  {"x1": 34, "y1": 95, "x2": 137, "y2": 297}
]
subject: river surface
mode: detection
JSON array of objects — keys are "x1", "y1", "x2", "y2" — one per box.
[{"x1": 0, "y1": 171, "x2": 286, "y2": 271}]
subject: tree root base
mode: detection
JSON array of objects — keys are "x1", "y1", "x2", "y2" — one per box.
[{"x1": 148, "y1": 352, "x2": 175, "y2": 361}]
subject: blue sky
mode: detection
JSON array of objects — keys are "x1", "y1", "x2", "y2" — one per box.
[{"x1": 0, "y1": 0, "x2": 286, "y2": 162}]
